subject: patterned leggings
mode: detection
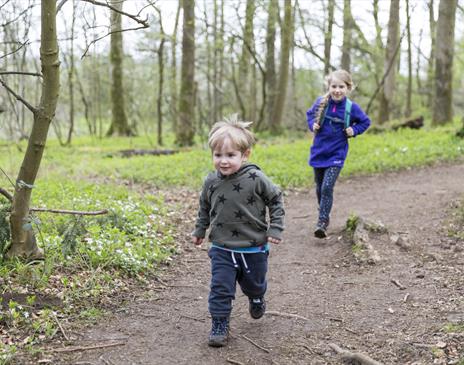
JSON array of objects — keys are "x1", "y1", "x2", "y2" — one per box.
[{"x1": 313, "y1": 166, "x2": 342, "y2": 223}]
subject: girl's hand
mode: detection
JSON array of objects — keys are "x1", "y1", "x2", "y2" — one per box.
[
  {"x1": 192, "y1": 236, "x2": 204, "y2": 246},
  {"x1": 345, "y1": 127, "x2": 354, "y2": 137},
  {"x1": 313, "y1": 122, "x2": 320, "y2": 132},
  {"x1": 268, "y1": 237, "x2": 281, "y2": 245}
]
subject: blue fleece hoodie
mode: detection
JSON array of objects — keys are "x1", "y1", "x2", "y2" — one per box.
[{"x1": 307, "y1": 96, "x2": 371, "y2": 168}]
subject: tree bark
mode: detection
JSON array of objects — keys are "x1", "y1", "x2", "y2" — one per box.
[
  {"x1": 324, "y1": 0, "x2": 335, "y2": 75},
  {"x1": 427, "y1": 0, "x2": 436, "y2": 107},
  {"x1": 107, "y1": 0, "x2": 131, "y2": 136},
  {"x1": 377, "y1": 0, "x2": 400, "y2": 124},
  {"x1": 405, "y1": 0, "x2": 412, "y2": 117},
  {"x1": 8, "y1": 0, "x2": 60, "y2": 258},
  {"x1": 269, "y1": 0, "x2": 293, "y2": 134},
  {"x1": 176, "y1": 0, "x2": 196, "y2": 146},
  {"x1": 432, "y1": 0, "x2": 457, "y2": 125},
  {"x1": 341, "y1": 0, "x2": 352, "y2": 72},
  {"x1": 264, "y1": 0, "x2": 278, "y2": 129}
]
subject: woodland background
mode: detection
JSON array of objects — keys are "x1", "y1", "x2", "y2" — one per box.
[{"x1": 1, "y1": 0, "x2": 464, "y2": 362}]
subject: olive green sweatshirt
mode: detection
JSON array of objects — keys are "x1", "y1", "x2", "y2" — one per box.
[{"x1": 192, "y1": 163, "x2": 285, "y2": 248}]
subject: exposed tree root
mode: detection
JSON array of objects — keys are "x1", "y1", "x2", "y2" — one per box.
[{"x1": 329, "y1": 343, "x2": 383, "y2": 365}]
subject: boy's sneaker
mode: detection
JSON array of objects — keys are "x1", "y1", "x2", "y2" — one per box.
[
  {"x1": 208, "y1": 316, "x2": 229, "y2": 347},
  {"x1": 314, "y1": 220, "x2": 329, "y2": 238},
  {"x1": 249, "y1": 297, "x2": 266, "y2": 319}
]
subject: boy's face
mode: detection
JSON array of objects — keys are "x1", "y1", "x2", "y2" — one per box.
[
  {"x1": 329, "y1": 76, "x2": 348, "y2": 101},
  {"x1": 212, "y1": 138, "x2": 250, "y2": 176}
]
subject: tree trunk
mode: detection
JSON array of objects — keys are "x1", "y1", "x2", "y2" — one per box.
[
  {"x1": 265, "y1": 0, "x2": 278, "y2": 130},
  {"x1": 8, "y1": 0, "x2": 60, "y2": 259},
  {"x1": 432, "y1": 0, "x2": 456, "y2": 125},
  {"x1": 341, "y1": 0, "x2": 352, "y2": 72},
  {"x1": 170, "y1": 2, "x2": 181, "y2": 135},
  {"x1": 107, "y1": 0, "x2": 131, "y2": 136},
  {"x1": 66, "y1": 0, "x2": 76, "y2": 145},
  {"x1": 238, "y1": 0, "x2": 255, "y2": 121},
  {"x1": 324, "y1": 0, "x2": 335, "y2": 75},
  {"x1": 269, "y1": 0, "x2": 293, "y2": 134},
  {"x1": 377, "y1": 0, "x2": 400, "y2": 124},
  {"x1": 427, "y1": 0, "x2": 436, "y2": 107},
  {"x1": 405, "y1": 0, "x2": 412, "y2": 118},
  {"x1": 156, "y1": 13, "x2": 165, "y2": 146},
  {"x1": 176, "y1": 0, "x2": 196, "y2": 146}
]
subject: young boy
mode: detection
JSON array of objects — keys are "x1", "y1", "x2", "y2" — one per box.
[{"x1": 192, "y1": 116, "x2": 285, "y2": 347}]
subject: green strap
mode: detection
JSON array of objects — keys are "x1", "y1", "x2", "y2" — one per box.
[
  {"x1": 319, "y1": 97, "x2": 352, "y2": 129},
  {"x1": 344, "y1": 98, "x2": 352, "y2": 129}
]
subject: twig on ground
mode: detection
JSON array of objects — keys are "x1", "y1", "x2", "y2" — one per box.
[
  {"x1": 403, "y1": 293, "x2": 410, "y2": 302},
  {"x1": 226, "y1": 359, "x2": 244, "y2": 365},
  {"x1": 266, "y1": 310, "x2": 311, "y2": 322},
  {"x1": 239, "y1": 334, "x2": 270, "y2": 353},
  {"x1": 391, "y1": 279, "x2": 406, "y2": 290},
  {"x1": 48, "y1": 342, "x2": 126, "y2": 353},
  {"x1": 30, "y1": 208, "x2": 108, "y2": 215},
  {"x1": 51, "y1": 312, "x2": 70, "y2": 341},
  {"x1": 180, "y1": 314, "x2": 205, "y2": 322},
  {"x1": 329, "y1": 317, "x2": 343, "y2": 322},
  {"x1": 329, "y1": 343, "x2": 383, "y2": 365}
]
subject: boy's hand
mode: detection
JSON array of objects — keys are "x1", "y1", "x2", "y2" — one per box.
[
  {"x1": 268, "y1": 237, "x2": 281, "y2": 245},
  {"x1": 313, "y1": 122, "x2": 320, "y2": 132},
  {"x1": 192, "y1": 236, "x2": 204, "y2": 246}
]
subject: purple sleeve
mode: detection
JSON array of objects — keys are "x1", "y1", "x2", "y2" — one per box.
[
  {"x1": 306, "y1": 97, "x2": 321, "y2": 132},
  {"x1": 350, "y1": 102, "x2": 371, "y2": 136}
]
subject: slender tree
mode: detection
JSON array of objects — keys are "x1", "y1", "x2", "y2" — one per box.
[
  {"x1": 433, "y1": 0, "x2": 457, "y2": 125},
  {"x1": 269, "y1": 0, "x2": 293, "y2": 134},
  {"x1": 341, "y1": 0, "x2": 352, "y2": 72},
  {"x1": 176, "y1": 0, "x2": 196, "y2": 146},
  {"x1": 405, "y1": 0, "x2": 412, "y2": 117},
  {"x1": 107, "y1": 0, "x2": 131, "y2": 136},
  {"x1": 264, "y1": 0, "x2": 278, "y2": 129},
  {"x1": 377, "y1": 0, "x2": 400, "y2": 124},
  {"x1": 323, "y1": 0, "x2": 335, "y2": 75},
  {"x1": 6, "y1": 0, "x2": 60, "y2": 258}
]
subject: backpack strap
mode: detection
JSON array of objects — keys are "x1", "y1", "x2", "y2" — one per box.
[
  {"x1": 318, "y1": 103, "x2": 329, "y2": 128},
  {"x1": 344, "y1": 98, "x2": 352, "y2": 129}
]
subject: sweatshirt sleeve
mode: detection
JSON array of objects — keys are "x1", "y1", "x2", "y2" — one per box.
[
  {"x1": 192, "y1": 176, "x2": 212, "y2": 238},
  {"x1": 257, "y1": 174, "x2": 285, "y2": 240},
  {"x1": 306, "y1": 97, "x2": 321, "y2": 132},
  {"x1": 350, "y1": 102, "x2": 371, "y2": 137}
]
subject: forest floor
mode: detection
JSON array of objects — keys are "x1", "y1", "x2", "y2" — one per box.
[{"x1": 40, "y1": 162, "x2": 464, "y2": 365}]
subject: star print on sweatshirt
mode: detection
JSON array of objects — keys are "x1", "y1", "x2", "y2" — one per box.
[{"x1": 192, "y1": 163, "x2": 285, "y2": 249}]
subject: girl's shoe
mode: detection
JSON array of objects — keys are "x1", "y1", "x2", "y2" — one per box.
[
  {"x1": 314, "y1": 220, "x2": 329, "y2": 238},
  {"x1": 249, "y1": 297, "x2": 266, "y2": 319},
  {"x1": 208, "y1": 316, "x2": 229, "y2": 347}
]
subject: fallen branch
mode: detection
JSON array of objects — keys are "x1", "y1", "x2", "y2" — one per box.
[
  {"x1": 51, "y1": 312, "x2": 70, "y2": 341},
  {"x1": 266, "y1": 310, "x2": 311, "y2": 322},
  {"x1": 391, "y1": 279, "x2": 406, "y2": 290},
  {"x1": 226, "y1": 359, "x2": 244, "y2": 365},
  {"x1": 30, "y1": 208, "x2": 108, "y2": 215},
  {"x1": 240, "y1": 334, "x2": 270, "y2": 353},
  {"x1": 48, "y1": 341, "x2": 125, "y2": 353},
  {"x1": 329, "y1": 343, "x2": 383, "y2": 365}
]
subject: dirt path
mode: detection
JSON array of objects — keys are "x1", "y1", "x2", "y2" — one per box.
[{"x1": 51, "y1": 163, "x2": 464, "y2": 365}]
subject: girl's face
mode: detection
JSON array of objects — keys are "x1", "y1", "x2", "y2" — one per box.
[
  {"x1": 329, "y1": 76, "x2": 349, "y2": 101},
  {"x1": 212, "y1": 138, "x2": 250, "y2": 176}
]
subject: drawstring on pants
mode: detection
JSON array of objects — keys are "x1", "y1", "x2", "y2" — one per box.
[{"x1": 230, "y1": 252, "x2": 251, "y2": 274}]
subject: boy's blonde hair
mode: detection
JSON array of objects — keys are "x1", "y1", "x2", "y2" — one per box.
[
  {"x1": 208, "y1": 114, "x2": 256, "y2": 153},
  {"x1": 316, "y1": 69, "x2": 354, "y2": 125}
]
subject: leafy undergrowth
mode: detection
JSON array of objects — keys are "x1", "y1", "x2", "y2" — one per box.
[
  {"x1": 0, "y1": 181, "x2": 179, "y2": 364},
  {"x1": 1, "y1": 121, "x2": 464, "y2": 363}
]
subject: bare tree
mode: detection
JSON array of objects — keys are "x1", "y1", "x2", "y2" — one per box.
[
  {"x1": 433, "y1": 0, "x2": 457, "y2": 125},
  {"x1": 269, "y1": 0, "x2": 293, "y2": 134},
  {"x1": 377, "y1": 0, "x2": 400, "y2": 124},
  {"x1": 176, "y1": 0, "x2": 196, "y2": 146},
  {"x1": 4, "y1": 0, "x2": 60, "y2": 258},
  {"x1": 264, "y1": 0, "x2": 278, "y2": 129},
  {"x1": 106, "y1": 0, "x2": 131, "y2": 136},
  {"x1": 323, "y1": 0, "x2": 335, "y2": 75},
  {"x1": 405, "y1": 0, "x2": 412, "y2": 117},
  {"x1": 341, "y1": 0, "x2": 352, "y2": 71}
]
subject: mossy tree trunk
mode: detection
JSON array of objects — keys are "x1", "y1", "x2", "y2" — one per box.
[
  {"x1": 176, "y1": 0, "x2": 196, "y2": 146},
  {"x1": 269, "y1": 0, "x2": 293, "y2": 135},
  {"x1": 107, "y1": 0, "x2": 131, "y2": 136},
  {"x1": 7, "y1": 0, "x2": 60, "y2": 259},
  {"x1": 341, "y1": 0, "x2": 352, "y2": 72},
  {"x1": 264, "y1": 0, "x2": 277, "y2": 130},
  {"x1": 432, "y1": 0, "x2": 457, "y2": 125}
]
